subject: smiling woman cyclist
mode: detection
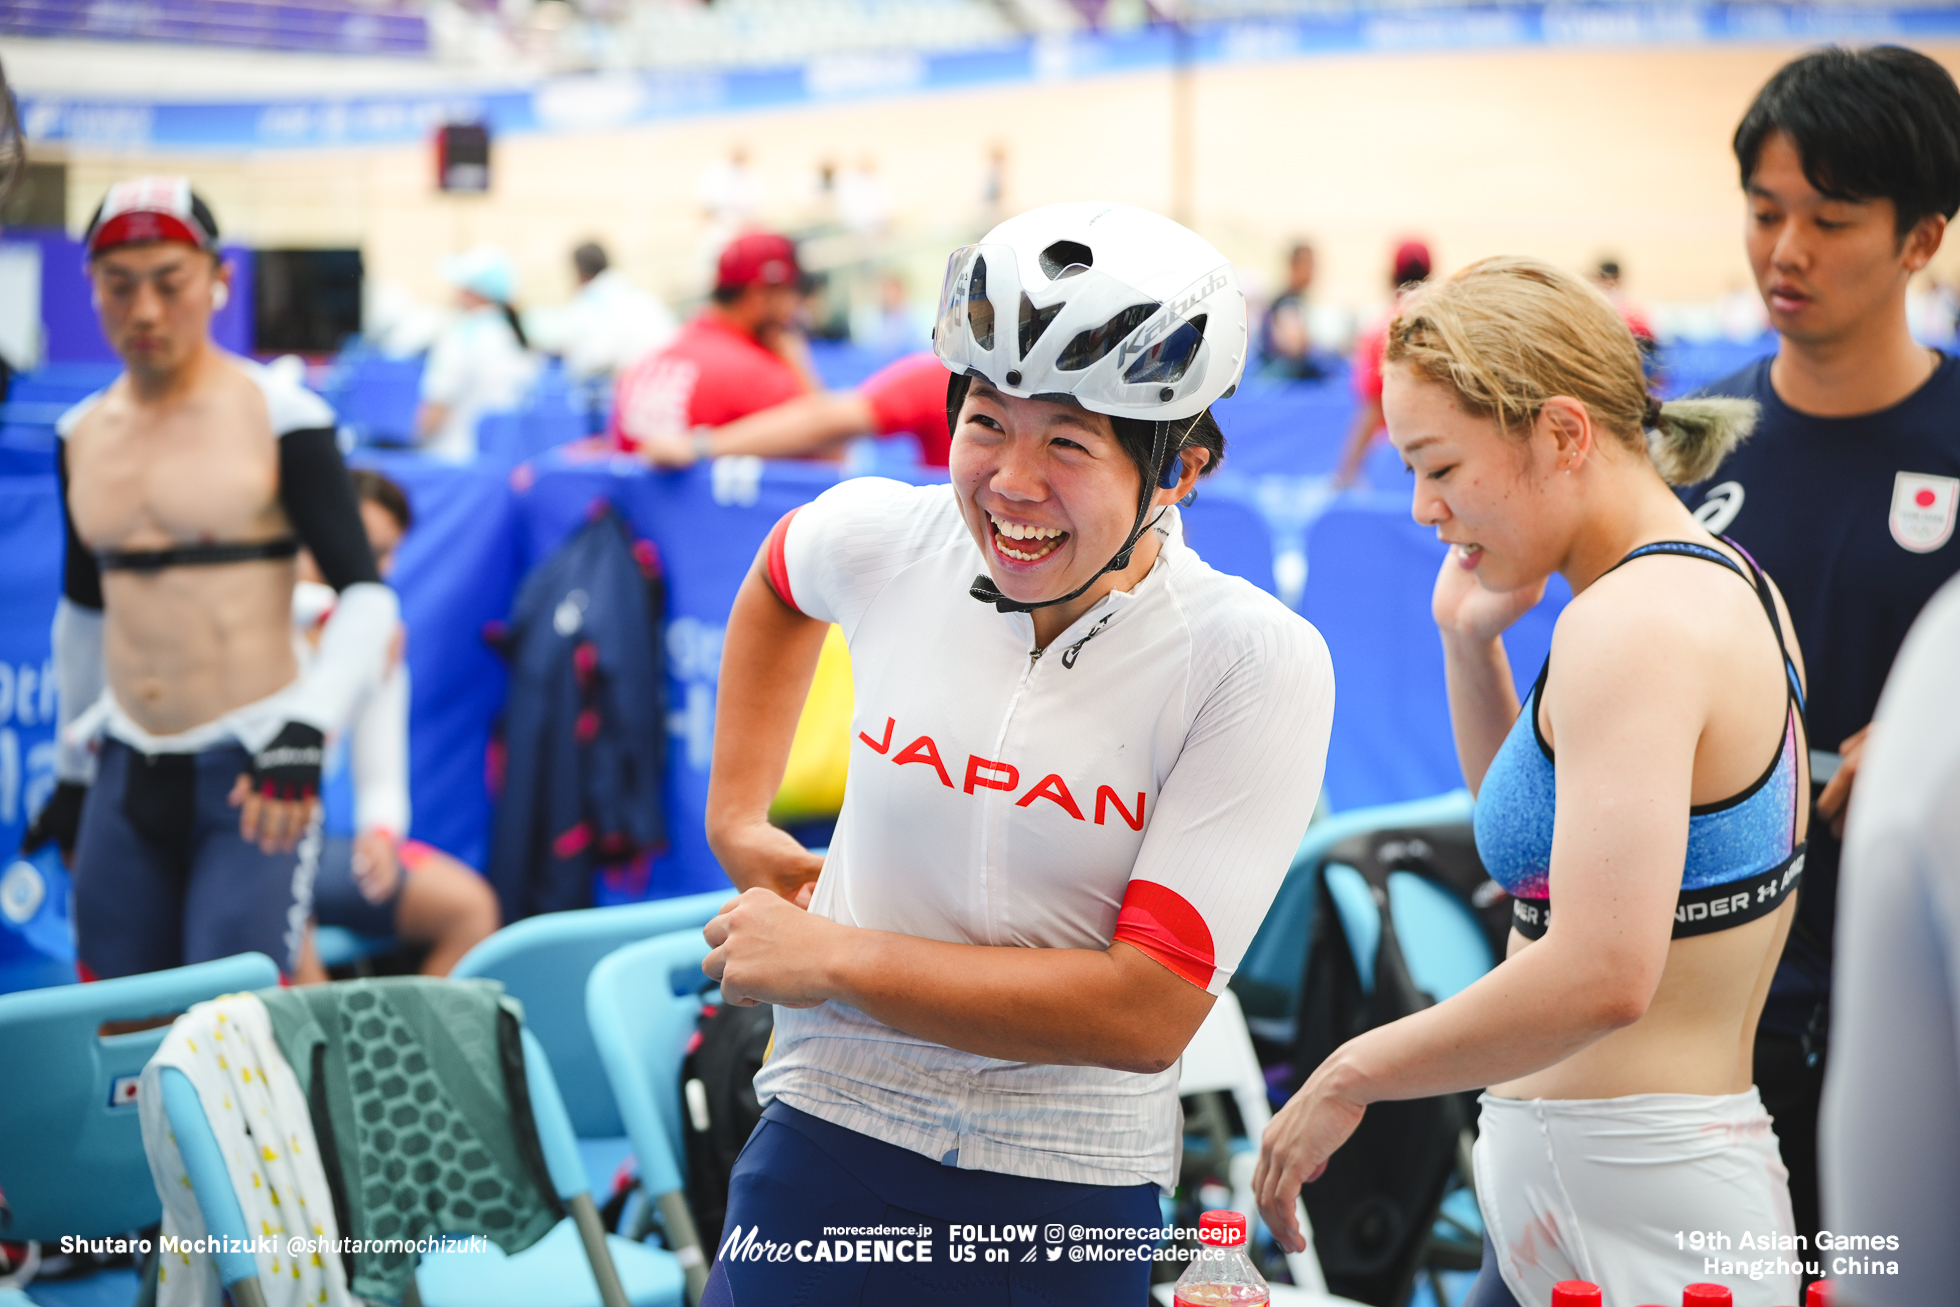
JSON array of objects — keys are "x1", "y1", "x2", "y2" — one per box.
[
  {"x1": 698, "y1": 202, "x2": 1335, "y2": 1303},
  {"x1": 1254, "y1": 258, "x2": 1807, "y2": 1307}
]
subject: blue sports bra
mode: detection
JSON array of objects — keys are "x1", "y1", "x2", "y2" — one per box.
[{"x1": 1473, "y1": 540, "x2": 1808, "y2": 940}]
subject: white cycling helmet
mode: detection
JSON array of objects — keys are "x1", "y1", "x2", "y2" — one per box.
[
  {"x1": 933, "y1": 201, "x2": 1246, "y2": 423},
  {"x1": 933, "y1": 203, "x2": 1248, "y2": 613}
]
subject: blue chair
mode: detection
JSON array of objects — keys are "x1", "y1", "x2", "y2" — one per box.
[
  {"x1": 451, "y1": 894, "x2": 728, "y2": 1187},
  {"x1": 586, "y1": 930, "x2": 716, "y2": 1303},
  {"x1": 161, "y1": 1025, "x2": 682, "y2": 1307},
  {"x1": 1234, "y1": 791, "x2": 1476, "y2": 1029},
  {"x1": 324, "y1": 351, "x2": 425, "y2": 447},
  {"x1": 312, "y1": 923, "x2": 399, "y2": 972},
  {"x1": 0, "y1": 952, "x2": 280, "y2": 1240},
  {"x1": 1180, "y1": 493, "x2": 1278, "y2": 596}
]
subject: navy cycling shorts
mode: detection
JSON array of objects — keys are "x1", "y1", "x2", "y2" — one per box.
[
  {"x1": 73, "y1": 738, "x2": 319, "y2": 979},
  {"x1": 701, "y1": 1101, "x2": 1160, "y2": 1306}
]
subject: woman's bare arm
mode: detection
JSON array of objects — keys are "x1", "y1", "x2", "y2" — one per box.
[
  {"x1": 705, "y1": 889, "x2": 1216, "y2": 1072},
  {"x1": 704, "y1": 550, "x2": 831, "y2": 899}
]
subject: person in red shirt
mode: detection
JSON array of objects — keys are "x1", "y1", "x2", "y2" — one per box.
[
  {"x1": 634, "y1": 349, "x2": 954, "y2": 469},
  {"x1": 1333, "y1": 238, "x2": 1433, "y2": 487},
  {"x1": 611, "y1": 231, "x2": 817, "y2": 453}
]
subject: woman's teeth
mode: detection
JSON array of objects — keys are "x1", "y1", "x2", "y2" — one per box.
[{"x1": 991, "y1": 514, "x2": 1065, "y2": 562}]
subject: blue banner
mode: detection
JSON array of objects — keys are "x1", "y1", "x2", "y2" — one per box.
[{"x1": 21, "y1": 5, "x2": 1960, "y2": 151}]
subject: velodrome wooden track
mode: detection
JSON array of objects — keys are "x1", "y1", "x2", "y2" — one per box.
[{"x1": 56, "y1": 41, "x2": 1960, "y2": 316}]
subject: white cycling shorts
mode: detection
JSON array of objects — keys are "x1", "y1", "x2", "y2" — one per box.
[{"x1": 1472, "y1": 1088, "x2": 1799, "y2": 1307}]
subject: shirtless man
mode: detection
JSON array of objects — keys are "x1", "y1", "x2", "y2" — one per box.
[{"x1": 20, "y1": 177, "x2": 397, "y2": 980}]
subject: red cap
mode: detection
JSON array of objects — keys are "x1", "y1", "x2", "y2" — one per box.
[
  {"x1": 1682, "y1": 1286, "x2": 1733, "y2": 1307},
  {"x1": 1393, "y1": 238, "x2": 1432, "y2": 286},
  {"x1": 1551, "y1": 1282, "x2": 1603, "y2": 1307},
  {"x1": 1805, "y1": 1281, "x2": 1833, "y2": 1307},
  {"x1": 716, "y1": 232, "x2": 800, "y2": 291},
  {"x1": 86, "y1": 177, "x2": 217, "y2": 258},
  {"x1": 1196, "y1": 1210, "x2": 1247, "y2": 1247}
]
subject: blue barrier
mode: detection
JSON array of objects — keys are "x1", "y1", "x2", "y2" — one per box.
[
  {"x1": 1303, "y1": 495, "x2": 1568, "y2": 812},
  {"x1": 513, "y1": 451, "x2": 849, "y2": 897},
  {"x1": 347, "y1": 454, "x2": 524, "y2": 870}
]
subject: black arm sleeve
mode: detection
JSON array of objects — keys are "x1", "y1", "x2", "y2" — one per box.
[
  {"x1": 56, "y1": 440, "x2": 104, "y2": 610},
  {"x1": 278, "y1": 427, "x2": 381, "y2": 591}
]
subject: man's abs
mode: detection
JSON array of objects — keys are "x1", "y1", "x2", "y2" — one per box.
[
  {"x1": 102, "y1": 562, "x2": 300, "y2": 734},
  {"x1": 66, "y1": 355, "x2": 303, "y2": 734}
]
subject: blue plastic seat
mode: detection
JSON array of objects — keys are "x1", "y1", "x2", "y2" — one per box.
[
  {"x1": 452, "y1": 893, "x2": 728, "y2": 1193},
  {"x1": 312, "y1": 923, "x2": 399, "y2": 971},
  {"x1": 161, "y1": 1024, "x2": 682, "y2": 1307},
  {"x1": 0, "y1": 951, "x2": 280, "y2": 1241},
  {"x1": 1235, "y1": 791, "x2": 1476, "y2": 1023},
  {"x1": 586, "y1": 929, "x2": 718, "y2": 1302},
  {"x1": 1179, "y1": 493, "x2": 1278, "y2": 596}
]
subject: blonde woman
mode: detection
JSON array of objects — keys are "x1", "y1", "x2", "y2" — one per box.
[{"x1": 1255, "y1": 258, "x2": 1806, "y2": 1307}]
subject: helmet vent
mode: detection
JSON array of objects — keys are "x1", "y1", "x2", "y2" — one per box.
[
  {"x1": 1019, "y1": 293, "x2": 1062, "y2": 358},
  {"x1": 1056, "y1": 302, "x2": 1159, "y2": 372},
  {"x1": 1038, "y1": 240, "x2": 1093, "y2": 281},
  {"x1": 967, "y1": 254, "x2": 995, "y2": 350}
]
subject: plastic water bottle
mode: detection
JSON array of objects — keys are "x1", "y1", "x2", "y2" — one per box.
[
  {"x1": 1683, "y1": 1285, "x2": 1733, "y2": 1306},
  {"x1": 1552, "y1": 1281, "x2": 1603, "y2": 1306},
  {"x1": 1172, "y1": 1210, "x2": 1269, "y2": 1307}
]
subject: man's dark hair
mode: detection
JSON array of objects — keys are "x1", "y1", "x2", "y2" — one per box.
[
  {"x1": 349, "y1": 468, "x2": 413, "y2": 533},
  {"x1": 1734, "y1": 45, "x2": 1960, "y2": 236},
  {"x1": 572, "y1": 240, "x2": 608, "y2": 281}
]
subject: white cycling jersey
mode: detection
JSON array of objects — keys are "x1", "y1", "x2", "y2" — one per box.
[{"x1": 751, "y1": 476, "x2": 1335, "y2": 1188}]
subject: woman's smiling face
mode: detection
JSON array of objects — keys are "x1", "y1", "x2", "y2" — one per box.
[{"x1": 949, "y1": 379, "x2": 1145, "y2": 608}]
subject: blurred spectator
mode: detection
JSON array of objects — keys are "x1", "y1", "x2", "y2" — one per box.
[
  {"x1": 1718, "y1": 276, "x2": 1771, "y2": 341},
  {"x1": 1593, "y1": 255, "x2": 1658, "y2": 353},
  {"x1": 612, "y1": 231, "x2": 819, "y2": 456},
  {"x1": 416, "y1": 244, "x2": 537, "y2": 463},
  {"x1": 636, "y1": 349, "x2": 951, "y2": 470},
  {"x1": 1257, "y1": 240, "x2": 1328, "y2": 381},
  {"x1": 530, "y1": 239, "x2": 678, "y2": 427},
  {"x1": 1333, "y1": 238, "x2": 1432, "y2": 486},
  {"x1": 852, "y1": 271, "x2": 929, "y2": 355},
  {"x1": 980, "y1": 143, "x2": 1009, "y2": 231},
  {"x1": 293, "y1": 469, "x2": 500, "y2": 984},
  {"x1": 700, "y1": 143, "x2": 764, "y2": 232},
  {"x1": 1908, "y1": 272, "x2": 1960, "y2": 346},
  {"x1": 837, "y1": 156, "x2": 890, "y2": 238}
]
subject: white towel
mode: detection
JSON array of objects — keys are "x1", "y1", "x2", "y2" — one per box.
[{"x1": 139, "y1": 993, "x2": 354, "y2": 1307}]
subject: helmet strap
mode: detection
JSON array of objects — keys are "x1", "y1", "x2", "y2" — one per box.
[{"x1": 969, "y1": 416, "x2": 1186, "y2": 615}]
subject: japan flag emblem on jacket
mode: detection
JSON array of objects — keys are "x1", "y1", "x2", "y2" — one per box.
[{"x1": 1890, "y1": 472, "x2": 1959, "y2": 553}]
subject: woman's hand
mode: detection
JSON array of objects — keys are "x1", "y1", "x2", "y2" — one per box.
[
  {"x1": 351, "y1": 830, "x2": 402, "y2": 904},
  {"x1": 710, "y1": 817, "x2": 825, "y2": 903},
  {"x1": 703, "y1": 887, "x2": 845, "y2": 1008},
  {"x1": 1432, "y1": 545, "x2": 1546, "y2": 645},
  {"x1": 1252, "y1": 1057, "x2": 1370, "y2": 1254}
]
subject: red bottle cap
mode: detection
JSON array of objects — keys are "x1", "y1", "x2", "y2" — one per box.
[
  {"x1": 1683, "y1": 1286, "x2": 1733, "y2": 1307},
  {"x1": 1551, "y1": 1282, "x2": 1603, "y2": 1307},
  {"x1": 1197, "y1": 1210, "x2": 1248, "y2": 1247},
  {"x1": 1806, "y1": 1282, "x2": 1833, "y2": 1307}
]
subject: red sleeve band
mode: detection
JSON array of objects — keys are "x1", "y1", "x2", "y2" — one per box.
[
  {"x1": 765, "y1": 507, "x2": 802, "y2": 612},
  {"x1": 1112, "y1": 879, "x2": 1217, "y2": 991}
]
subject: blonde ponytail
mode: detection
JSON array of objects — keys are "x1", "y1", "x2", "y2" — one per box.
[
  {"x1": 1386, "y1": 256, "x2": 1754, "y2": 485},
  {"x1": 1647, "y1": 396, "x2": 1759, "y2": 486}
]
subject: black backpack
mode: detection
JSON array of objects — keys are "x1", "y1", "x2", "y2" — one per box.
[
  {"x1": 1290, "y1": 823, "x2": 1499, "y2": 1307},
  {"x1": 680, "y1": 997, "x2": 775, "y2": 1255}
]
